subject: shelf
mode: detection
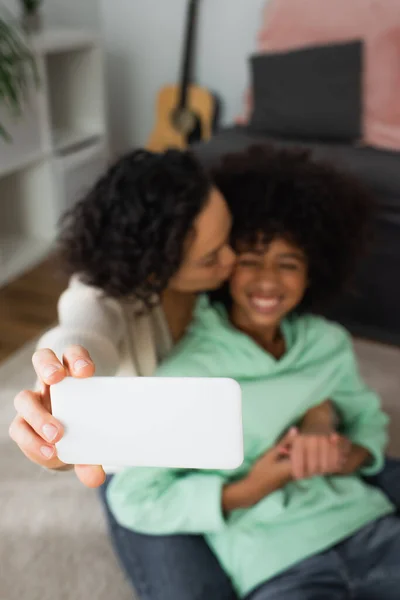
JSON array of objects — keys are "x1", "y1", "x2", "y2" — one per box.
[
  {"x1": 0, "y1": 149, "x2": 47, "y2": 180},
  {"x1": 52, "y1": 129, "x2": 101, "y2": 154},
  {"x1": 0, "y1": 28, "x2": 107, "y2": 286},
  {"x1": 0, "y1": 235, "x2": 53, "y2": 288},
  {"x1": 33, "y1": 29, "x2": 100, "y2": 55},
  {"x1": 45, "y1": 45, "x2": 106, "y2": 153},
  {"x1": 0, "y1": 89, "x2": 46, "y2": 179},
  {"x1": 0, "y1": 160, "x2": 58, "y2": 287},
  {"x1": 53, "y1": 139, "x2": 108, "y2": 216}
]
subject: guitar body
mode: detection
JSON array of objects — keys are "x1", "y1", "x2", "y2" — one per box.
[
  {"x1": 147, "y1": 84, "x2": 215, "y2": 152},
  {"x1": 147, "y1": 1, "x2": 217, "y2": 153}
]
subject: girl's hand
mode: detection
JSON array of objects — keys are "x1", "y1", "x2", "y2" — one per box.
[
  {"x1": 222, "y1": 429, "x2": 298, "y2": 512},
  {"x1": 9, "y1": 346, "x2": 106, "y2": 488},
  {"x1": 247, "y1": 428, "x2": 298, "y2": 496}
]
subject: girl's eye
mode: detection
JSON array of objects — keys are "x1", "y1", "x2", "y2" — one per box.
[{"x1": 279, "y1": 262, "x2": 299, "y2": 271}]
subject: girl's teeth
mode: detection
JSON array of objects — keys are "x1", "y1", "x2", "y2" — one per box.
[{"x1": 251, "y1": 297, "x2": 279, "y2": 309}]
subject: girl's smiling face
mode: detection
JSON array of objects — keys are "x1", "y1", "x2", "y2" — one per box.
[{"x1": 230, "y1": 237, "x2": 309, "y2": 332}]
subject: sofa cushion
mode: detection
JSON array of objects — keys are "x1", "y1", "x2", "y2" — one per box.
[{"x1": 249, "y1": 41, "x2": 362, "y2": 142}]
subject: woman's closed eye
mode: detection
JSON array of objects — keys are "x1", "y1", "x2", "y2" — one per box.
[{"x1": 202, "y1": 253, "x2": 219, "y2": 267}]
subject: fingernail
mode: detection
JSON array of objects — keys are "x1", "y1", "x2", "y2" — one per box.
[
  {"x1": 43, "y1": 365, "x2": 60, "y2": 379},
  {"x1": 74, "y1": 359, "x2": 90, "y2": 372},
  {"x1": 42, "y1": 424, "x2": 58, "y2": 442},
  {"x1": 40, "y1": 446, "x2": 55, "y2": 459}
]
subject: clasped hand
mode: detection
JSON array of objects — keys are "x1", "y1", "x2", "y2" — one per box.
[
  {"x1": 281, "y1": 427, "x2": 352, "y2": 480},
  {"x1": 249, "y1": 427, "x2": 352, "y2": 487}
]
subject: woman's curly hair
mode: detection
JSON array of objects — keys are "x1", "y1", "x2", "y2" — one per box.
[
  {"x1": 58, "y1": 149, "x2": 212, "y2": 302},
  {"x1": 212, "y1": 144, "x2": 374, "y2": 313}
]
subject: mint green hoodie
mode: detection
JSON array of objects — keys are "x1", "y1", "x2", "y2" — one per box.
[{"x1": 107, "y1": 297, "x2": 394, "y2": 598}]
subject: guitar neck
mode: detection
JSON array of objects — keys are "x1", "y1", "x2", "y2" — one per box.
[{"x1": 178, "y1": 0, "x2": 199, "y2": 109}]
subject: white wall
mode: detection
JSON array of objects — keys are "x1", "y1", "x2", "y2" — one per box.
[
  {"x1": 1, "y1": 0, "x2": 101, "y2": 29},
  {"x1": 42, "y1": 0, "x2": 101, "y2": 30},
  {"x1": 100, "y1": 0, "x2": 266, "y2": 154}
]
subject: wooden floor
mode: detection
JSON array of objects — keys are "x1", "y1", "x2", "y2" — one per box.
[{"x1": 0, "y1": 257, "x2": 68, "y2": 363}]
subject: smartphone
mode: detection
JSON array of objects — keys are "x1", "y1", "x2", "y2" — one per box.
[{"x1": 50, "y1": 377, "x2": 243, "y2": 470}]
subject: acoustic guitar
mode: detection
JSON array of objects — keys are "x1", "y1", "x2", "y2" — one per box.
[{"x1": 147, "y1": 0, "x2": 216, "y2": 152}]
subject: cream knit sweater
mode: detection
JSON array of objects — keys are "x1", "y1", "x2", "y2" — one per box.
[{"x1": 38, "y1": 276, "x2": 173, "y2": 378}]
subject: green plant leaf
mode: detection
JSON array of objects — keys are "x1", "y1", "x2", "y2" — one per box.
[{"x1": 0, "y1": 10, "x2": 39, "y2": 140}]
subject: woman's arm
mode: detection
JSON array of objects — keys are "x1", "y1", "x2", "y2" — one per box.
[{"x1": 299, "y1": 400, "x2": 337, "y2": 434}]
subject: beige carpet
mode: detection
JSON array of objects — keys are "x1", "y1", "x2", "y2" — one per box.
[
  {"x1": 0, "y1": 338, "x2": 399, "y2": 600},
  {"x1": 0, "y1": 341, "x2": 135, "y2": 600}
]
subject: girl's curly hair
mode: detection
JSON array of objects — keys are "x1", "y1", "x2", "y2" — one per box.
[
  {"x1": 58, "y1": 149, "x2": 212, "y2": 302},
  {"x1": 212, "y1": 144, "x2": 374, "y2": 313}
]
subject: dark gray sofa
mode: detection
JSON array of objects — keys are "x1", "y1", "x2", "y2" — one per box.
[{"x1": 194, "y1": 126, "x2": 400, "y2": 346}]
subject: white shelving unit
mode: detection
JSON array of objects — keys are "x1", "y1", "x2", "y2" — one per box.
[{"x1": 0, "y1": 29, "x2": 109, "y2": 287}]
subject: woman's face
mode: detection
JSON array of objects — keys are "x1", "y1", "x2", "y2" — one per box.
[
  {"x1": 169, "y1": 187, "x2": 236, "y2": 292},
  {"x1": 230, "y1": 237, "x2": 308, "y2": 330}
]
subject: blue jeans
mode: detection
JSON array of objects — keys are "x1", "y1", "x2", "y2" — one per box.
[
  {"x1": 364, "y1": 457, "x2": 400, "y2": 508},
  {"x1": 247, "y1": 515, "x2": 400, "y2": 600},
  {"x1": 99, "y1": 458, "x2": 400, "y2": 600},
  {"x1": 99, "y1": 478, "x2": 237, "y2": 600}
]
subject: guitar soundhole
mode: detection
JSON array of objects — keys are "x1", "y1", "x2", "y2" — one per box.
[{"x1": 172, "y1": 108, "x2": 202, "y2": 144}]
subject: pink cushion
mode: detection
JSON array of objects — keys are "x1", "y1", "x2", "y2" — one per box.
[{"x1": 242, "y1": 0, "x2": 400, "y2": 150}]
